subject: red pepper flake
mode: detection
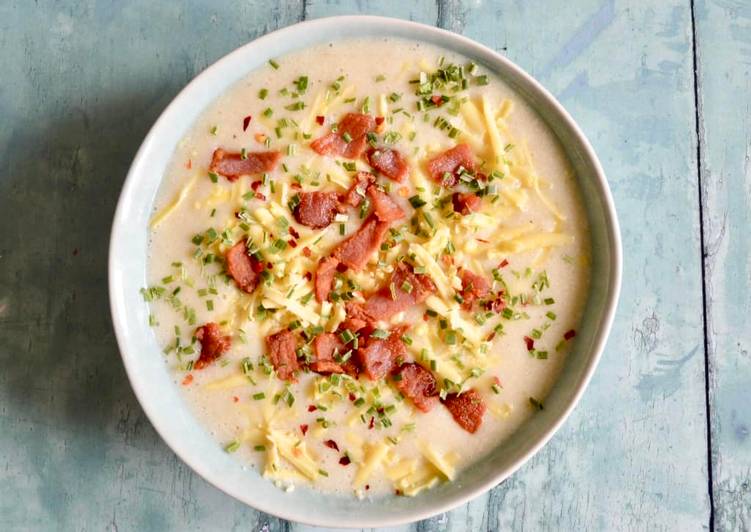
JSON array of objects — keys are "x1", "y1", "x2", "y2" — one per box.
[
  {"x1": 252, "y1": 260, "x2": 265, "y2": 273},
  {"x1": 493, "y1": 376, "x2": 502, "y2": 386},
  {"x1": 564, "y1": 329, "x2": 577, "y2": 341},
  {"x1": 368, "y1": 416, "x2": 375, "y2": 430},
  {"x1": 477, "y1": 172, "x2": 488, "y2": 181},
  {"x1": 288, "y1": 239, "x2": 298, "y2": 248},
  {"x1": 524, "y1": 336, "x2": 535, "y2": 351},
  {"x1": 476, "y1": 238, "x2": 490, "y2": 244},
  {"x1": 267, "y1": 262, "x2": 274, "y2": 270},
  {"x1": 289, "y1": 226, "x2": 300, "y2": 239},
  {"x1": 181, "y1": 374, "x2": 194, "y2": 386},
  {"x1": 375, "y1": 116, "x2": 385, "y2": 126},
  {"x1": 290, "y1": 182, "x2": 302, "y2": 190},
  {"x1": 251, "y1": 180, "x2": 262, "y2": 191},
  {"x1": 339, "y1": 455, "x2": 351, "y2": 466},
  {"x1": 232, "y1": 396, "x2": 239, "y2": 403},
  {"x1": 441, "y1": 255, "x2": 454, "y2": 266},
  {"x1": 255, "y1": 192, "x2": 266, "y2": 201},
  {"x1": 304, "y1": 271, "x2": 313, "y2": 282},
  {"x1": 307, "y1": 404, "x2": 317, "y2": 412},
  {"x1": 243, "y1": 115, "x2": 252, "y2": 131},
  {"x1": 486, "y1": 331, "x2": 496, "y2": 342},
  {"x1": 498, "y1": 259, "x2": 509, "y2": 268},
  {"x1": 315, "y1": 115, "x2": 325, "y2": 126},
  {"x1": 186, "y1": 159, "x2": 192, "y2": 169},
  {"x1": 348, "y1": 392, "x2": 356, "y2": 402},
  {"x1": 423, "y1": 313, "x2": 430, "y2": 321},
  {"x1": 431, "y1": 95, "x2": 444, "y2": 106},
  {"x1": 302, "y1": 246, "x2": 312, "y2": 258},
  {"x1": 300, "y1": 424, "x2": 309, "y2": 435},
  {"x1": 365, "y1": 484, "x2": 371, "y2": 491},
  {"x1": 323, "y1": 439, "x2": 339, "y2": 452},
  {"x1": 72, "y1": 248, "x2": 79, "y2": 256}
]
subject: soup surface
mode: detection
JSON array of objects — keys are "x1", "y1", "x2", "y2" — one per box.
[{"x1": 145, "y1": 38, "x2": 590, "y2": 498}]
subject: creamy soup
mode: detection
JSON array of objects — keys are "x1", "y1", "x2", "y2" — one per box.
[{"x1": 144, "y1": 38, "x2": 590, "y2": 498}]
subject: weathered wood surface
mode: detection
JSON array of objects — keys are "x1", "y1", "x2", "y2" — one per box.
[
  {"x1": 0, "y1": 0, "x2": 742, "y2": 530},
  {"x1": 694, "y1": 1, "x2": 751, "y2": 530}
]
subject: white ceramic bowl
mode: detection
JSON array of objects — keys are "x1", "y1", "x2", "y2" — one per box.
[{"x1": 109, "y1": 15, "x2": 621, "y2": 528}]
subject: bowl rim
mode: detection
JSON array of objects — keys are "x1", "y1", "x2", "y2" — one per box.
[{"x1": 109, "y1": 14, "x2": 622, "y2": 527}]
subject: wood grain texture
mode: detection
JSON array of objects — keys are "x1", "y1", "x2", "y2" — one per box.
[
  {"x1": 0, "y1": 0, "x2": 726, "y2": 530},
  {"x1": 694, "y1": 0, "x2": 751, "y2": 530}
]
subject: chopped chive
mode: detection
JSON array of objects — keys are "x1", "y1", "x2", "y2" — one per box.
[
  {"x1": 208, "y1": 172, "x2": 219, "y2": 183},
  {"x1": 210, "y1": 125, "x2": 218, "y2": 135},
  {"x1": 253, "y1": 392, "x2": 266, "y2": 400},
  {"x1": 224, "y1": 440, "x2": 241, "y2": 453},
  {"x1": 268, "y1": 59, "x2": 279, "y2": 69}
]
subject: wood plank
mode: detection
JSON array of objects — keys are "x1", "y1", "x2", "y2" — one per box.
[
  {"x1": 430, "y1": 0, "x2": 711, "y2": 530},
  {"x1": 0, "y1": 2, "x2": 302, "y2": 531},
  {"x1": 694, "y1": 0, "x2": 751, "y2": 529}
]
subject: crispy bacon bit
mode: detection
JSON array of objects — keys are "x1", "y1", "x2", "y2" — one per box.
[
  {"x1": 315, "y1": 115, "x2": 325, "y2": 126},
  {"x1": 300, "y1": 424, "x2": 309, "y2": 435},
  {"x1": 367, "y1": 148, "x2": 409, "y2": 182},
  {"x1": 498, "y1": 259, "x2": 509, "y2": 268},
  {"x1": 524, "y1": 336, "x2": 535, "y2": 351},
  {"x1": 266, "y1": 329, "x2": 300, "y2": 381},
  {"x1": 339, "y1": 455, "x2": 351, "y2": 466},
  {"x1": 293, "y1": 191, "x2": 340, "y2": 229},
  {"x1": 209, "y1": 148, "x2": 281, "y2": 181},
  {"x1": 194, "y1": 323, "x2": 232, "y2": 369},
  {"x1": 341, "y1": 172, "x2": 375, "y2": 208},
  {"x1": 310, "y1": 113, "x2": 375, "y2": 159},
  {"x1": 323, "y1": 439, "x2": 340, "y2": 452},
  {"x1": 341, "y1": 357, "x2": 361, "y2": 378},
  {"x1": 225, "y1": 240, "x2": 262, "y2": 294},
  {"x1": 332, "y1": 215, "x2": 390, "y2": 270},
  {"x1": 307, "y1": 405, "x2": 317, "y2": 412},
  {"x1": 315, "y1": 256, "x2": 340, "y2": 303},
  {"x1": 487, "y1": 293, "x2": 506, "y2": 313},
  {"x1": 310, "y1": 333, "x2": 346, "y2": 374},
  {"x1": 442, "y1": 389, "x2": 486, "y2": 433},
  {"x1": 426, "y1": 144, "x2": 475, "y2": 186},
  {"x1": 452, "y1": 192, "x2": 482, "y2": 215},
  {"x1": 394, "y1": 363, "x2": 439, "y2": 412},
  {"x1": 356, "y1": 329, "x2": 407, "y2": 381},
  {"x1": 564, "y1": 329, "x2": 577, "y2": 340},
  {"x1": 182, "y1": 374, "x2": 194, "y2": 386},
  {"x1": 367, "y1": 185, "x2": 405, "y2": 222},
  {"x1": 459, "y1": 268, "x2": 490, "y2": 310},
  {"x1": 346, "y1": 263, "x2": 435, "y2": 327},
  {"x1": 242, "y1": 115, "x2": 252, "y2": 131}
]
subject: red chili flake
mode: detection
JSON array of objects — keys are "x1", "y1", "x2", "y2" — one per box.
[
  {"x1": 376, "y1": 407, "x2": 385, "y2": 415},
  {"x1": 431, "y1": 95, "x2": 444, "y2": 106},
  {"x1": 315, "y1": 115, "x2": 325, "y2": 126},
  {"x1": 486, "y1": 331, "x2": 496, "y2": 342},
  {"x1": 255, "y1": 192, "x2": 266, "y2": 201},
  {"x1": 365, "y1": 484, "x2": 370, "y2": 490},
  {"x1": 302, "y1": 246, "x2": 312, "y2": 258},
  {"x1": 307, "y1": 404, "x2": 317, "y2": 412},
  {"x1": 524, "y1": 336, "x2": 535, "y2": 351},
  {"x1": 498, "y1": 259, "x2": 509, "y2": 268},
  {"x1": 339, "y1": 455, "x2": 351, "y2": 466},
  {"x1": 564, "y1": 329, "x2": 577, "y2": 340},
  {"x1": 288, "y1": 239, "x2": 298, "y2": 248},
  {"x1": 476, "y1": 238, "x2": 490, "y2": 244},
  {"x1": 251, "y1": 180, "x2": 263, "y2": 191},
  {"x1": 243, "y1": 115, "x2": 252, "y2": 131},
  {"x1": 323, "y1": 439, "x2": 340, "y2": 452},
  {"x1": 423, "y1": 313, "x2": 430, "y2": 321},
  {"x1": 395, "y1": 489, "x2": 402, "y2": 496},
  {"x1": 289, "y1": 226, "x2": 300, "y2": 239},
  {"x1": 267, "y1": 262, "x2": 274, "y2": 270},
  {"x1": 477, "y1": 172, "x2": 488, "y2": 181},
  {"x1": 181, "y1": 374, "x2": 194, "y2": 386},
  {"x1": 72, "y1": 248, "x2": 79, "y2": 256},
  {"x1": 252, "y1": 260, "x2": 265, "y2": 273},
  {"x1": 290, "y1": 183, "x2": 302, "y2": 190},
  {"x1": 186, "y1": 159, "x2": 192, "y2": 169},
  {"x1": 300, "y1": 424, "x2": 309, "y2": 435},
  {"x1": 375, "y1": 116, "x2": 385, "y2": 126},
  {"x1": 493, "y1": 376, "x2": 502, "y2": 386},
  {"x1": 348, "y1": 392, "x2": 356, "y2": 402},
  {"x1": 368, "y1": 416, "x2": 375, "y2": 430},
  {"x1": 441, "y1": 255, "x2": 454, "y2": 266}
]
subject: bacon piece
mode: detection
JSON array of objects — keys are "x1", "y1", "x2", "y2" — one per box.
[
  {"x1": 225, "y1": 240, "x2": 262, "y2": 294},
  {"x1": 366, "y1": 186, "x2": 405, "y2": 223},
  {"x1": 442, "y1": 389, "x2": 486, "y2": 433},
  {"x1": 341, "y1": 172, "x2": 375, "y2": 208},
  {"x1": 293, "y1": 191, "x2": 340, "y2": 229},
  {"x1": 458, "y1": 268, "x2": 490, "y2": 310},
  {"x1": 426, "y1": 144, "x2": 475, "y2": 186},
  {"x1": 346, "y1": 263, "x2": 435, "y2": 326},
  {"x1": 367, "y1": 148, "x2": 409, "y2": 182},
  {"x1": 315, "y1": 256, "x2": 340, "y2": 303},
  {"x1": 332, "y1": 215, "x2": 390, "y2": 270},
  {"x1": 266, "y1": 329, "x2": 300, "y2": 381},
  {"x1": 356, "y1": 329, "x2": 407, "y2": 380},
  {"x1": 394, "y1": 363, "x2": 438, "y2": 412},
  {"x1": 194, "y1": 323, "x2": 231, "y2": 369},
  {"x1": 452, "y1": 192, "x2": 482, "y2": 215},
  {"x1": 209, "y1": 148, "x2": 281, "y2": 181},
  {"x1": 311, "y1": 333, "x2": 345, "y2": 374},
  {"x1": 310, "y1": 113, "x2": 375, "y2": 159}
]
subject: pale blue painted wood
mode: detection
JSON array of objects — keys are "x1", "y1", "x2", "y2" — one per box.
[
  {"x1": 694, "y1": 0, "x2": 751, "y2": 530},
  {"x1": 0, "y1": 0, "x2": 730, "y2": 530}
]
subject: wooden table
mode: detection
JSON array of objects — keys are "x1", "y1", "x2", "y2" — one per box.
[{"x1": 0, "y1": 1, "x2": 747, "y2": 530}]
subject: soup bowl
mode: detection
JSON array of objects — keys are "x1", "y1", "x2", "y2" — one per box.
[{"x1": 109, "y1": 15, "x2": 621, "y2": 527}]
